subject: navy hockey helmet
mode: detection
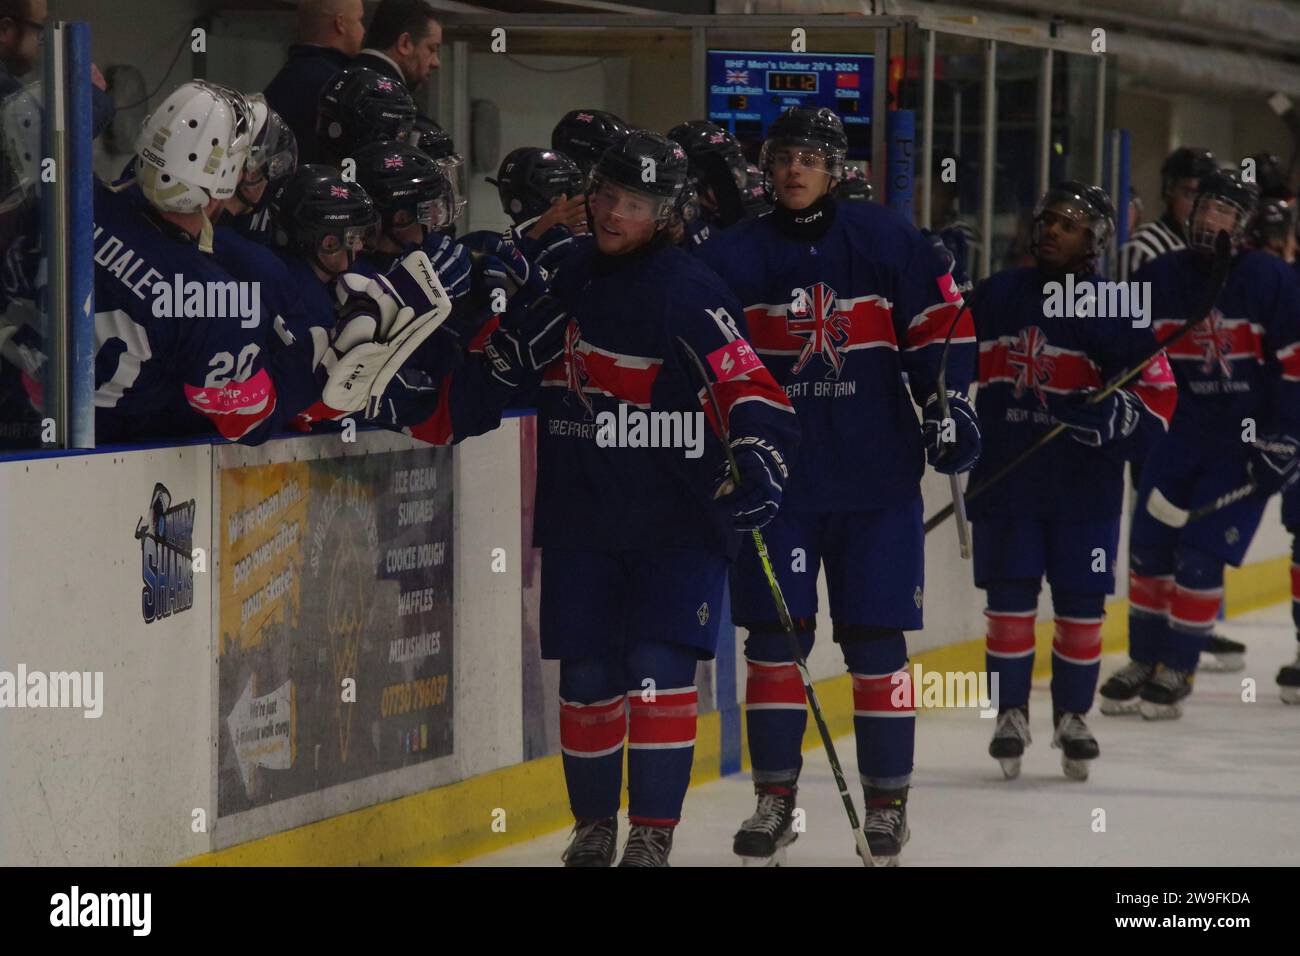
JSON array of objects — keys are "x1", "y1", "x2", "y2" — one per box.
[
  {"x1": 832, "y1": 165, "x2": 873, "y2": 203},
  {"x1": 1188, "y1": 168, "x2": 1259, "y2": 254},
  {"x1": 317, "y1": 66, "x2": 417, "y2": 163},
  {"x1": 586, "y1": 129, "x2": 689, "y2": 226},
  {"x1": 552, "y1": 109, "x2": 631, "y2": 175},
  {"x1": 487, "y1": 146, "x2": 585, "y2": 224},
  {"x1": 1032, "y1": 179, "x2": 1115, "y2": 265},
  {"x1": 352, "y1": 140, "x2": 456, "y2": 244},
  {"x1": 269, "y1": 165, "x2": 378, "y2": 275}
]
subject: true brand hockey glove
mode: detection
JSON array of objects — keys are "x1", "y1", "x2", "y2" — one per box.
[
  {"x1": 712, "y1": 437, "x2": 788, "y2": 530},
  {"x1": 1247, "y1": 433, "x2": 1300, "y2": 496},
  {"x1": 1048, "y1": 387, "x2": 1143, "y2": 447},
  {"x1": 923, "y1": 389, "x2": 981, "y2": 474},
  {"x1": 321, "y1": 250, "x2": 453, "y2": 418}
]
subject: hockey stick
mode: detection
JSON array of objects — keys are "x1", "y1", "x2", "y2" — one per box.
[
  {"x1": 924, "y1": 230, "x2": 1234, "y2": 534},
  {"x1": 1145, "y1": 481, "x2": 1257, "y2": 529},
  {"x1": 676, "y1": 336, "x2": 874, "y2": 867},
  {"x1": 934, "y1": 311, "x2": 972, "y2": 559}
]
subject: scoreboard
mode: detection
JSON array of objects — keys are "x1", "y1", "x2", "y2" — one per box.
[{"x1": 706, "y1": 50, "x2": 873, "y2": 159}]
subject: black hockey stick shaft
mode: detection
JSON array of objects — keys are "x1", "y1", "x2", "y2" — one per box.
[
  {"x1": 676, "y1": 337, "x2": 873, "y2": 866},
  {"x1": 924, "y1": 230, "x2": 1234, "y2": 534}
]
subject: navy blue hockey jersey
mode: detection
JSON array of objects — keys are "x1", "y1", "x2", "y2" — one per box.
[
  {"x1": 1137, "y1": 249, "x2": 1300, "y2": 454},
  {"x1": 528, "y1": 239, "x2": 798, "y2": 555},
  {"x1": 696, "y1": 199, "x2": 974, "y2": 512},
  {"x1": 93, "y1": 182, "x2": 278, "y2": 444},
  {"x1": 969, "y1": 266, "x2": 1176, "y2": 519}
]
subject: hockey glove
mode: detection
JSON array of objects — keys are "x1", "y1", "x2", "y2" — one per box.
[
  {"x1": 321, "y1": 250, "x2": 453, "y2": 418},
  {"x1": 421, "y1": 233, "x2": 473, "y2": 300},
  {"x1": 481, "y1": 294, "x2": 569, "y2": 390},
  {"x1": 1247, "y1": 433, "x2": 1300, "y2": 496},
  {"x1": 712, "y1": 437, "x2": 788, "y2": 530},
  {"x1": 1048, "y1": 387, "x2": 1143, "y2": 447},
  {"x1": 923, "y1": 389, "x2": 981, "y2": 474}
]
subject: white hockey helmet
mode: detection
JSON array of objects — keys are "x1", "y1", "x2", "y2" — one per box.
[{"x1": 134, "y1": 80, "x2": 250, "y2": 213}]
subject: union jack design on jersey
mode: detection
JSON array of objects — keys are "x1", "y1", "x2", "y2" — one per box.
[
  {"x1": 788, "y1": 282, "x2": 852, "y2": 379},
  {"x1": 562, "y1": 319, "x2": 594, "y2": 419},
  {"x1": 1190, "y1": 309, "x2": 1236, "y2": 377},
  {"x1": 1007, "y1": 326, "x2": 1057, "y2": 405}
]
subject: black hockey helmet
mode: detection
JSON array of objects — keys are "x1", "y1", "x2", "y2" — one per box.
[
  {"x1": 1032, "y1": 180, "x2": 1115, "y2": 264},
  {"x1": 1247, "y1": 195, "x2": 1296, "y2": 250},
  {"x1": 409, "y1": 116, "x2": 456, "y2": 161},
  {"x1": 666, "y1": 120, "x2": 747, "y2": 191},
  {"x1": 1160, "y1": 146, "x2": 1215, "y2": 199},
  {"x1": 552, "y1": 109, "x2": 630, "y2": 174},
  {"x1": 317, "y1": 66, "x2": 417, "y2": 163},
  {"x1": 741, "y1": 162, "x2": 772, "y2": 219},
  {"x1": 1246, "y1": 152, "x2": 1290, "y2": 200},
  {"x1": 586, "y1": 129, "x2": 688, "y2": 226},
  {"x1": 759, "y1": 108, "x2": 848, "y2": 201},
  {"x1": 1188, "y1": 168, "x2": 1259, "y2": 254},
  {"x1": 269, "y1": 164, "x2": 378, "y2": 274},
  {"x1": 352, "y1": 140, "x2": 456, "y2": 243},
  {"x1": 832, "y1": 165, "x2": 873, "y2": 203},
  {"x1": 486, "y1": 146, "x2": 585, "y2": 224}
]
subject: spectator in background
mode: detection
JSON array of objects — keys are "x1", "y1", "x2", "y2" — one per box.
[
  {"x1": 354, "y1": 0, "x2": 441, "y2": 94},
  {"x1": 264, "y1": 0, "x2": 366, "y2": 165}
]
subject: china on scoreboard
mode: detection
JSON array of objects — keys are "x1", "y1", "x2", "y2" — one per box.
[{"x1": 706, "y1": 50, "x2": 873, "y2": 159}]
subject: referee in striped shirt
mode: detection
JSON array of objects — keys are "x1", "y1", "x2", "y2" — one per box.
[{"x1": 1120, "y1": 146, "x2": 1216, "y2": 280}]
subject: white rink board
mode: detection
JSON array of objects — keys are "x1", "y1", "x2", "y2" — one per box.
[{"x1": 0, "y1": 446, "x2": 214, "y2": 866}]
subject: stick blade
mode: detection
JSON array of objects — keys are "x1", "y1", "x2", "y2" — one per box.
[{"x1": 1146, "y1": 486, "x2": 1190, "y2": 528}]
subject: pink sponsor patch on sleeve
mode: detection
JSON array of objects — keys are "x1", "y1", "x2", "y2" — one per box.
[
  {"x1": 184, "y1": 368, "x2": 274, "y2": 415},
  {"x1": 937, "y1": 271, "x2": 962, "y2": 304},
  {"x1": 1141, "y1": 351, "x2": 1175, "y2": 385},
  {"x1": 707, "y1": 339, "x2": 762, "y2": 382}
]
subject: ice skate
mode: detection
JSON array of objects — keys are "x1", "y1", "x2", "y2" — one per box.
[
  {"x1": 1099, "y1": 660, "x2": 1155, "y2": 715},
  {"x1": 1139, "y1": 665, "x2": 1193, "y2": 720},
  {"x1": 1052, "y1": 711, "x2": 1099, "y2": 780},
  {"x1": 1277, "y1": 645, "x2": 1300, "y2": 704},
  {"x1": 988, "y1": 705, "x2": 1031, "y2": 780},
  {"x1": 859, "y1": 788, "x2": 909, "y2": 867},
  {"x1": 733, "y1": 783, "x2": 798, "y2": 866},
  {"x1": 561, "y1": 817, "x2": 617, "y2": 867},
  {"x1": 1199, "y1": 633, "x2": 1245, "y2": 672},
  {"x1": 617, "y1": 823, "x2": 674, "y2": 867}
]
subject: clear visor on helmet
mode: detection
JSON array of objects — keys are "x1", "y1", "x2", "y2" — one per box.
[
  {"x1": 1033, "y1": 196, "x2": 1111, "y2": 255},
  {"x1": 320, "y1": 222, "x2": 376, "y2": 256},
  {"x1": 759, "y1": 139, "x2": 844, "y2": 180},
  {"x1": 250, "y1": 109, "x2": 298, "y2": 183},
  {"x1": 1189, "y1": 195, "x2": 1250, "y2": 252},
  {"x1": 586, "y1": 173, "x2": 676, "y2": 224},
  {"x1": 392, "y1": 196, "x2": 454, "y2": 232},
  {"x1": 434, "y1": 154, "x2": 467, "y2": 221}
]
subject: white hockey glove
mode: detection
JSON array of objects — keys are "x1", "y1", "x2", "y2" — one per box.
[{"x1": 321, "y1": 250, "x2": 453, "y2": 419}]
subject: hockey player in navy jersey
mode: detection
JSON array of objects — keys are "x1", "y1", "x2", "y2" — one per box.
[
  {"x1": 485, "y1": 146, "x2": 589, "y2": 273},
  {"x1": 967, "y1": 182, "x2": 1176, "y2": 780},
  {"x1": 462, "y1": 130, "x2": 798, "y2": 867},
  {"x1": 665, "y1": 120, "x2": 748, "y2": 248},
  {"x1": 93, "y1": 80, "x2": 284, "y2": 444},
  {"x1": 696, "y1": 107, "x2": 979, "y2": 865},
  {"x1": 1100, "y1": 170, "x2": 1300, "y2": 719}
]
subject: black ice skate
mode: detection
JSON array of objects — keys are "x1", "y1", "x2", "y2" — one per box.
[
  {"x1": 733, "y1": 783, "x2": 799, "y2": 866},
  {"x1": 1099, "y1": 660, "x2": 1155, "y2": 716},
  {"x1": 617, "y1": 823, "x2": 674, "y2": 867},
  {"x1": 561, "y1": 817, "x2": 617, "y2": 867},
  {"x1": 1199, "y1": 633, "x2": 1246, "y2": 672},
  {"x1": 988, "y1": 705, "x2": 1031, "y2": 780},
  {"x1": 1277, "y1": 644, "x2": 1300, "y2": 705},
  {"x1": 1139, "y1": 665, "x2": 1194, "y2": 720},
  {"x1": 859, "y1": 788, "x2": 910, "y2": 867},
  {"x1": 1052, "y1": 711, "x2": 1099, "y2": 781}
]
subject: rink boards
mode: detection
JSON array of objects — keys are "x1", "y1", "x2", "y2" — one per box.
[{"x1": 0, "y1": 426, "x2": 1291, "y2": 865}]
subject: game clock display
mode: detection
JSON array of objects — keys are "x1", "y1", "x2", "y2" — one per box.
[{"x1": 707, "y1": 50, "x2": 873, "y2": 159}]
